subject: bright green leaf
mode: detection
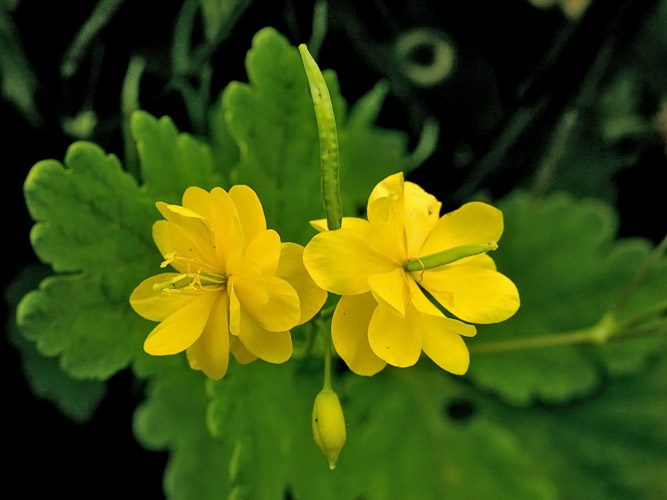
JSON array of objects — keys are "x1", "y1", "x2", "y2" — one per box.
[
  {"x1": 19, "y1": 141, "x2": 158, "y2": 379},
  {"x1": 131, "y1": 110, "x2": 223, "y2": 203}
]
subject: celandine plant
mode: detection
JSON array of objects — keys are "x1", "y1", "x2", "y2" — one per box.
[{"x1": 14, "y1": 25, "x2": 667, "y2": 500}]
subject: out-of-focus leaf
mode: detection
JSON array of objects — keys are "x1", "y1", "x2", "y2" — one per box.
[
  {"x1": 0, "y1": 6, "x2": 40, "y2": 124},
  {"x1": 133, "y1": 363, "x2": 230, "y2": 500},
  {"x1": 485, "y1": 353, "x2": 667, "y2": 500},
  {"x1": 467, "y1": 191, "x2": 667, "y2": 404},
  {"x1": 7, "y1": 265, "x2": 105, "y2": 421},
  {"x1": 206, "y1": 361, "x2": 557, "y2": 500}
]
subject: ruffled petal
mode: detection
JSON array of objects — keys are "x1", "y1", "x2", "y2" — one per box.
[
  {"x1": 420, "y1": 314, "x2": 472, "y2": 374},
  {"x1": 208, "y1": 187, "x2": 246, "y2": 273},
  {"x1": 181, "y1": 186, "x2": 246, "y2": 273},
  {"x1": 420, "y1": 201, "x2": 504, "y2": 256},
  {"x1": 186, "y1": 292, "x2": 230, "y2": 379},
  {"x1": 368, "y1": 268, "x2": 409, "y2": 317},
  {"x1": 407, "y1": 278, "x2": 444, "y2": 317},
  {"x1": 228, "y1": 279, "x2": 241, "y2": 336},
  {"x1": 181, "y1": 186, "x2": 212, "y2": 217},
  {"x1": 153, "y1": 220, "x2": 219, "y2": 274},
  {"x1": 143, "y1": 292, "x2": 217, "y2": 355},
  {"x1": 419, "y1": 265, "x2": 520, "y2": 324},
  {"x1": 303, "y1": 228, "x2": 396, "y2": 295},
  {"x1": 246, "y1": 229, "x2": 281, "y2": 276},
  {"x1": 236, "y1": 312, "x2": 292, "y2": 363},
  {"x1": 155, "y1": 202, "x2": 217, "y2": 256},
  {"x1": 233, "y1": 273, "x2": 300, "y2": 332},
  {"x1": 130, "y1": 273, "x2": 201, "y2": 321},
  {"x1": 230, "y1": 335, "x2": 257, "y2": 364},
  {"x1": 366, "y1": 173, "x2": 407, "y2": 263},
  {"x1": 229, "y1": 185, "x2": 267, "y2": 245},
  {"x1": 368, "y1": 304, "x2": 422, "y2": 367},
  {"x1": 276, "y1": 242, "x2": 327, "y2": 324},
  {"x1": 331, "y1": 293, "x2": 386, "y2": 376},
  {"x1": 403, "y1": 181, "x2": 441, "y2": 257}
]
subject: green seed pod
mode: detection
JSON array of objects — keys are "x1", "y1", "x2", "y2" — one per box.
[{"x1": 312, "y1": 388, "x2": 346, "y2": 470}]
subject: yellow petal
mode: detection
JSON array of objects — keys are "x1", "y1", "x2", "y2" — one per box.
[
  {"x1": 403, "y1": 181, "x2": 441, "y2": 257},
  {"x1": 232, "y1": 272, "x2": 300, "y2": 332},
  {"x1": 420, "y1": 265, "x2": 520, "y2": 324},
  {"x1": 367, "y1": 172, "x2": 404, "y2": 215},
  {"x1": 186, "y1": 292, "x2": 230, "y2": 379},
  {"x1": 368, "y1": 304, "x2": 422, "y2": 367},
  {"x1": 420, "y1": 314, "x2": 472, "y2": 374},
  {"x1": 153, "y1": 220, "x2": 220, "y2": 274},
  {"x1": 130, "y1": 273, "x2": 201, "y2": 321},
  {"x1": 209, "y1": 187, "x2": 246, "y2": 273},
  {"x1": 246, "y1": 229, "x2": 281, "y2": 276},
  {"x1": 407, "y1": 278, "x2": 444, "y2": 317},
  {"x1": 368, "y1": 268, "x2": 409, "y2": 317},
  {"x1": 229, "y1": 185, "x2": 267, "y2": 245},
  {"x1": 230, "y1": 335, "x2": 257, "y2": 364},
  {"x1": 236, "y1": 313, "x2": 293, "y2": 363},
  {"x1": 228, "y1": 279, "x2": 241, "y2": 335},
  {"x1": 143, "y1": 292, "x2": 217, "y2": 355},
  {"x1": 181, "y1": 186, "x2": 213, "y2": 217},
  {"x1": 155, "y1": 202, "x2": 217, "y2": 256},
  {"x1": 331, "y1": 293, "x2": 386, "y2": 376},
  {"x1": 303, "y1": 228, "x2": 396, "y2": 295},
  {"x1": 181, "y1": 186, "x2": 246, "y2": 272},
  {"x1": 366, "y1": 173, "x2": 407, "y2": 262},
  {"x1": 310, "y1": 217, "x2": 374, "y2": 233},
  {"x1": 276, "y1": 242, "x2": 328, "y2": 325},
  {"x1": 446, "y1": 252, "x2": 497, "y2": 270},
  {"x1": 420, "y1": 201, "x2": 504, "y2": 256}
]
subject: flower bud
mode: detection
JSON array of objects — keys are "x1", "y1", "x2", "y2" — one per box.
[{"x1": 312, "y1": 388, "x2": 346, "y2": 469}]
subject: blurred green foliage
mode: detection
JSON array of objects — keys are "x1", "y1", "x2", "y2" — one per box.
[{"x1": 6, "y1": 1, "x2": 667, "y2": 499}]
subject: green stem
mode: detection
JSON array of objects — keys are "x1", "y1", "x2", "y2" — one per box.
[
  {"x1": 612, "y1": 233, "x2": 667, "y2": 315},
  {"x1": 299, "y1": 44, "x2": 343, "y2": 231},
  {"x1": 315, "y1": 317, "x2": 333, "y2": 390},
  {"x1": 469, "y1": 314, "x2": 667, "y2": 355}
]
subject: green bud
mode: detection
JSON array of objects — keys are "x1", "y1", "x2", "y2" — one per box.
[{"x1": 312, "y1": 388, "x2": 346, "y2": 470}]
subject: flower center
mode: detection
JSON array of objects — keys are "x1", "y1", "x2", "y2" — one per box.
[{"x1": 152, "y1": 251, "x2": 226, "y2": 294}]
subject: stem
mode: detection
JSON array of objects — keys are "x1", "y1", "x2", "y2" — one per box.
[
  {"x1": 121, "y1": 55, "x2": 145, "y2": 180},
  {"x1": 469, "y1": 327, "x2": 595, "y2": 354},
  {"x1": 315, "y1": 317, "x2": 333, "y2": 390},
  {"x1": 299, "y1": 44, "x2": 343, "y2": 231},
  {"x1": 612, "y1": 233, "x2": 667, "y2": 315},
  {"x1": 469, "y1": 314, "x2": 667, "y2": 355}
]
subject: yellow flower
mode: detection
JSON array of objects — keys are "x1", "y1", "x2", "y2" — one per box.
[
  {"x1": 303, "y1": 172, "x2": 519, "y2": 376},
  {"x1": 130, "y1": 186, "x2": 327, "y2": 379}
]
